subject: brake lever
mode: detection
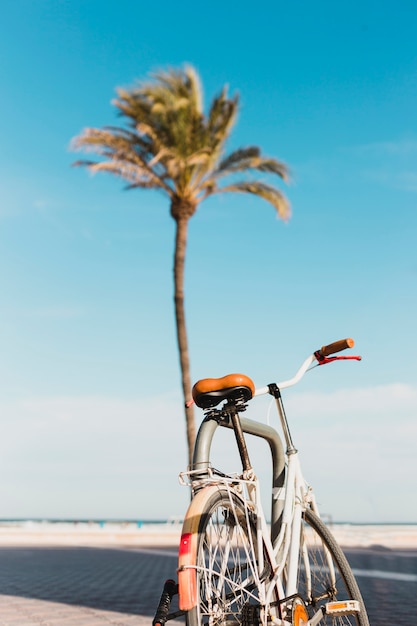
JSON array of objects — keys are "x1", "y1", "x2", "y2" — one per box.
[{"x1": 314, "y1": 352, "x2": 362, "y2": 366}]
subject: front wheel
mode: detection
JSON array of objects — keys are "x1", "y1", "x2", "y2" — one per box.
[{"x1": 297, "y1": 508, "x2": 370, "y2": 626}]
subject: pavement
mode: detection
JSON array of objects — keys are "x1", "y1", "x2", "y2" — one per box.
[
  {"x1": 1, "y1": 522, "x2": 417, "y2": 625},
  {"x1": 0, "y1": 544, "x2": 181, "y2": 626}
]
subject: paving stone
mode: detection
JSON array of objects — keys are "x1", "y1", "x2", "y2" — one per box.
[{"x1": 0, "y1": 546, "x2": 181, "y2": 625}]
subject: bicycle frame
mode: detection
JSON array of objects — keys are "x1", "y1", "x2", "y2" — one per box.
[
  {"x1": 190, "y1": 397, "x2": 330, "y2": 609},
  {"x1": 185, "y1": 352, "x2": 352, "y2": 612},
  {"x1": 192, "y1": 414, "x2": 286, "y2": 545},
  {"x1": 175, "y1": 339, "x2": 364, "y2": 626}
]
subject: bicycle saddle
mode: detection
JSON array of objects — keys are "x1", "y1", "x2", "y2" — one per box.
[{"x1": 192, "y1": 374, "x2": 255, "y2": 409}]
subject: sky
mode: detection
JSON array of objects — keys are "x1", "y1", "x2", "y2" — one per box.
[{"x1": 0, "y1": 0, "x2": 416, "y2": 523}]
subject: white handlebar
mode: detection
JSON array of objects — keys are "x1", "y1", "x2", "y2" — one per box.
[{"x1": 254, "y1": 354, "x2": 316, "y2": 396}]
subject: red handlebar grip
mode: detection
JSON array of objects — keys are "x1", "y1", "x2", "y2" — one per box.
[{"x1": 319, "y1": 338, "x2": 354, "y2": 357}]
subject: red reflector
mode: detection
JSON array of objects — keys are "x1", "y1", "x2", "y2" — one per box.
[{"x1": 179, "y1": 532, "x2": 192, "y2": 557}]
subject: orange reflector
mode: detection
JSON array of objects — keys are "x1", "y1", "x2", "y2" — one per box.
[
  {"x1": 326, "y1": 600, "x2": 360, "y2": 615},
  {"x1": 178, "y1": 532, "x2": 197, "y2": 610},
  {"x1": 293, "y1": 603, "x2": 309, "y2": 625}
]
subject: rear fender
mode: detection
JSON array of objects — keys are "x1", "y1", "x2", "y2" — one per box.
[{"x1": 177, "y1": 486, "x2": 220, "y2": 611}]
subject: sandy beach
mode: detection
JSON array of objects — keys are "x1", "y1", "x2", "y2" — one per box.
[{"x1": 1, "y1": 520, "x2": 416, "y2": 550}]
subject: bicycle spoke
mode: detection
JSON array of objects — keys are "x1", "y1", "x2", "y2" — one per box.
[
  {"x1": 296, "y1": 509, "x2": 369, "y2": 626},
  {"x1": 186, "y1": 489, "x2": 279, "y2": 626}
]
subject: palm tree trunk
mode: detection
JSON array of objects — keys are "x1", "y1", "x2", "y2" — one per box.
[{"x1": 173, "y1": 215, "x2": 196, "y2": 466}]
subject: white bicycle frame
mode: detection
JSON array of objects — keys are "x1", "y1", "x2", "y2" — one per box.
[
  {"x1": 181, "y1": 349, "x2": 357, "y2": 625},
  {"x1": 258, "y1": 354, "x2": 336, "y2": 603}
]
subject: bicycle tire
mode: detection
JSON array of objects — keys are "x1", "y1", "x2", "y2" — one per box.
[
  {"x1": 297, "y1": 507, "x2": 370, "y2": 626},
  {"x1": 180, "y1": 486, "x2": 280, "y2": 626}
]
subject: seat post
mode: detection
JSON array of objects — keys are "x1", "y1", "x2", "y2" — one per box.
[{"x1": 227, "y1": 402, "x2": 252, "y2": 474}]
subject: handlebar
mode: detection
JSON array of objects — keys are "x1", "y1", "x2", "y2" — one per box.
[
  {"x1": 255, "y1": 338, "x2": 360, "y2": 396},
  {"x1": 317, "y1": 337, "x2": 355, "y2": 358}
]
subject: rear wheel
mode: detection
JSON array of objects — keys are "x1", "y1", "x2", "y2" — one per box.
[
  {"x1": 297, "y1": 508, "x2": 370, "y2": 626},
  {"x1": 185, "y1": 488, "x2": 279, "y2": 626}
]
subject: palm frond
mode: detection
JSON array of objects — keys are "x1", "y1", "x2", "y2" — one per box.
[
  {"x1": 75, "y1": 159, "x2": 170, "y2": 190},
  {"x1": 215, "y1": 181, "x2": 291, "y2": 220},
  {"x1": 207, "y1": 88, "x2": 239, "y2": 151},
  {"x1": 217, "y1": 147, "x2": 260, "y2": 168},
  {"x1": 215, "y1": 150, "x2": 289, "y2": 181},
  {"x1": 72, "y1": 127, "x2": 173, "y2": 194},
  {"x1": 149, "y1": 65, "x2": 203, "y2": 113}
]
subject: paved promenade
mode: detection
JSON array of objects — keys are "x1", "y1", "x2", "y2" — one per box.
[
  {"x1": 1, "y1": 523, "x2": 416, "y2": 625},
  {"x1": 0, "y1": 545, "x2": 180, "y2": 626}
]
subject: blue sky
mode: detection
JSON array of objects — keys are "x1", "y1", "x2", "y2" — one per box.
[{"x1": 0, "y1": 0, "x2": 416, "y2": 522}]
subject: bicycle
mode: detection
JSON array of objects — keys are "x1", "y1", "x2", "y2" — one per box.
[{"x1": 153, "y1": 338, "x2": 370, "y2": 626}]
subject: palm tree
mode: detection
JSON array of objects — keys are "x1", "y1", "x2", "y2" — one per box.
[{"x1": 72, "y1": 65, "x2": 290, "y2": 465}]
